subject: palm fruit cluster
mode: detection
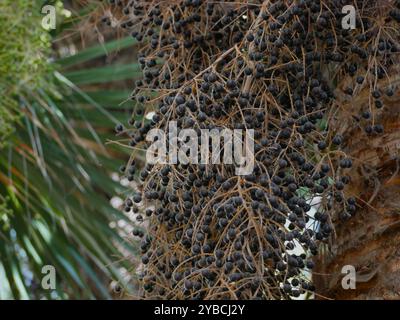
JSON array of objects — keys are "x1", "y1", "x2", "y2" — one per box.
[{"x1": 107, "y1": 0, "x2": 400, "y2": 299}]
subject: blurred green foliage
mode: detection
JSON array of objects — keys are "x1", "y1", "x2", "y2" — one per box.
[
  {"x1": 0, "y1": 0, "x2": 139, "y2": 299},
  {"x1": 0, "y1": 0, "x2": 53, "y2": 147}
]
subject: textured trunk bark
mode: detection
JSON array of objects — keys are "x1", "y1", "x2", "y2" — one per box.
[{"x1": 314, "y1": 73, "x2": 400, "y2": 299}]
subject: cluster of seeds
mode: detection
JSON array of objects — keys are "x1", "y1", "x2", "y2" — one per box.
[{"x1": 108, "y1": 0, "x2": 400, "y2": 299}]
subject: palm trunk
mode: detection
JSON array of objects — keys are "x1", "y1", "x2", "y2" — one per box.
[{"x1": 314, "y1": 73, "x2": 400, "y2": 299}]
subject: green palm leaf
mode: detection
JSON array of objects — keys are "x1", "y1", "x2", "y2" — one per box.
[{"x1": 0, "y1": 1, "x2": 139, "y2": 299}]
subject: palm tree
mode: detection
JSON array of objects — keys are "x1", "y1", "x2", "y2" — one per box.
[
  {"x1": 314, "y1": 69, "x2": 400, "y2": 299},
  {"x1": 102, "y1": 0, "x2": 400, "y2": 300},
  {"x1": 0, "y1": 0, "x2": 141, "y2": 299}
]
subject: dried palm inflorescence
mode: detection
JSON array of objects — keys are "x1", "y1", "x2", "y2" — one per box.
[{"x1": 108, "y1": 0, "x2": 400, "y2": 299}]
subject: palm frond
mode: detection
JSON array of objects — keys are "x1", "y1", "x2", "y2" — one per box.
[{"x1": 0, "y1": 1, "x2": 139, "y2": 299}]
